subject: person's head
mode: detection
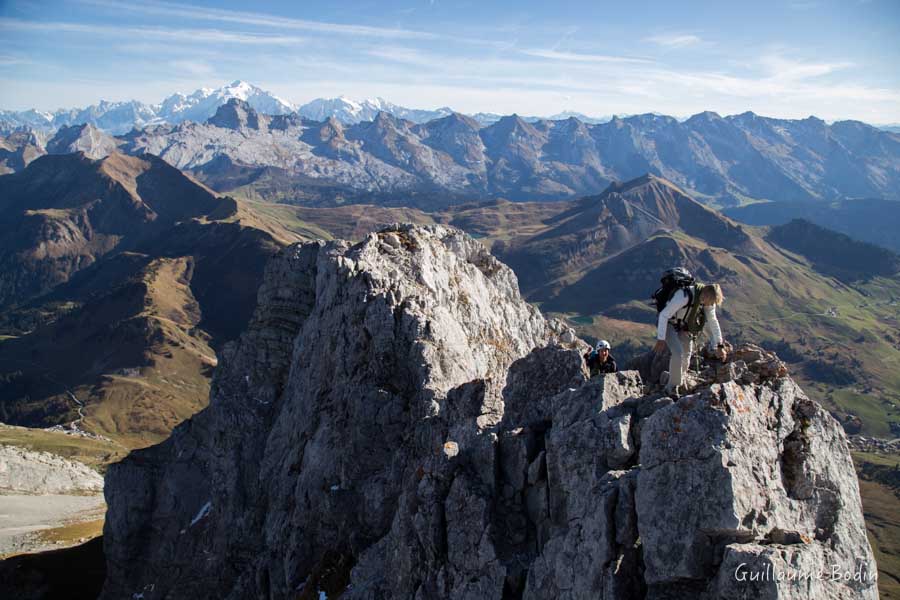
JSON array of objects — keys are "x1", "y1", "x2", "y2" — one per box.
[
  {"x1": 699, "y1": 283, "x2": 724, "y2": 306},
  {"x1": 596, "y1": 339, "x2": 611, "y2": 360}
]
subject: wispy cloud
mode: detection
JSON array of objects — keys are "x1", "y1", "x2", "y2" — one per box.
[
  {"x1": 0, "y1": 18, "x2": 308, "y2": 46},
  {"x1": 644, "y1": 33, "x2": 703, "y2": 48},
  {"x1": 77, "y1": 0, "x2": 440, "y2": 40},
  {"x1": 365, "y1": 47, "x2": 436, "y2": 67},
  {"x1": 646, "y1": 61, "x2": 898, "y2": 105},
  {"x1": 0, "y1": 54, "x2": 34, "y2": 66},
  {"x1": 519, "y1": 49, "x2": 652, "y2": 64},
  {"x1": 113, "y1": 42, "x2": 226, "y2": 59},
  {"x1": 758, "y1": 54, "x2": 853, "y2": 81},
  {"x1": 168, "y1": 60, "x2": 215, "y2": 76}
]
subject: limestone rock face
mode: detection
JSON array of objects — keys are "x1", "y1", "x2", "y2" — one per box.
[
  {"x1": 0, "y1": 445, "x2": 104, "y2": 494},
  {"x1": 101, "y1": 224, "x2": 877, "y2": 600}
]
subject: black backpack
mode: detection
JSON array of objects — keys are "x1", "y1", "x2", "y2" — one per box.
[{"x1": 651, "y1": 267, "x2": 695, "y2": 312}]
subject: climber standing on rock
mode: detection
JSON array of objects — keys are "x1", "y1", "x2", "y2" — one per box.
[
  {"x1": 584, "y1": 339, "x2": 617, "y2": 377},
  {"x1": 652, "y1": 268, "x2": 727, "y2": 395}
]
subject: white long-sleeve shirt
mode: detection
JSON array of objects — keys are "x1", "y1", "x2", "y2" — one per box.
[{"x1": 656, "y1": 288, "x2": 723, "y2": 347}]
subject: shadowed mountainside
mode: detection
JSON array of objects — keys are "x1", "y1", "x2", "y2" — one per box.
[
  {"x1": 766, "y1": 219, "x2": 900, "y2": 282},
  {"x1": 0, "y1": 152, "x2": 225, "y2": 308},
  {"x1": 0, "y1": 152, "x2": 301, "y2": 446},
  {"x1": 726, "y1": 197, "x2": 900, "y2": 254}
]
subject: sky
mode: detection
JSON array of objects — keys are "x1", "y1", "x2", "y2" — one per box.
[{"x1": 1, "y1": 0, "x2": 899, "y2": 123}]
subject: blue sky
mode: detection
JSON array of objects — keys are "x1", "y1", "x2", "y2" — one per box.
[{"x1": 1, "y1": 0, "x2": 899, "y2": 122}]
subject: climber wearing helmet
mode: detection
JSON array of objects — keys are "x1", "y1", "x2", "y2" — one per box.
[
  {"x1": 651, "y1": 268, "x2": 726, "y2": 395},
  {"x1": 584, "y1": 339, "x2": 617, "y2": 378}
]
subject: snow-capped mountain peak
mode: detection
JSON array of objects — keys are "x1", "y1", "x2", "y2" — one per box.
[
  {"x1": 0, "y1": 81, "x2": 297, "y2": 135},
  {"x1": 296, "y1": 95, "x2": 450, "y2": 125},
  {"x1": 1, "y1": 83, "x2": 459, "y2": 134},
  {"x1": 159, "y1": 81, "x2": 295, "y2": 124}
]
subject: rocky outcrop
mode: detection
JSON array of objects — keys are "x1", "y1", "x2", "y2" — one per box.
[
  {"x1": 849, "y1": 436, "x2": 900, "y2": 455},
  {"x1": 46, "y1": 123, "x2": 119, "y2": 159},
  {"x1": 0, "y1": 446, "x2": 103, "y2": 494},
  {"x1": 207, "y1": 99, "x2": 269, "y2": 132},
  {"x1": 101, "y1": 224, "x2": 877, "y2": 599}
]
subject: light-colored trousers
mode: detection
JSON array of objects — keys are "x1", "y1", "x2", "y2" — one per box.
[{"x1": 665, "y1": 322, "x2": 693, "y2": 393}]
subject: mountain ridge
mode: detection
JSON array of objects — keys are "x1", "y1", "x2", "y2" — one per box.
[
  {"x1": 6, "y1": 98, "x2": 898, "y2": 207},
  {"x1": 7, "y1": 80, "x2": 897, "y2": 135}
]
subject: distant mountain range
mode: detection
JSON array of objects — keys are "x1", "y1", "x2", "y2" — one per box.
[
  {"x1": 0, "y1": 80, "x2": 656, "y2": 135},
  {"x1": 3, "y1": 98, "x2": 899, "y2": 207},
  {"x1": 0, "y1": 81, "x2": 472, "y2": 134},
  {"x1": 0, "y1": 81, "x2": 296, "y2": 135},
  {"x1": 7, "y1": 80, "x2": 900, "y2": 139}
]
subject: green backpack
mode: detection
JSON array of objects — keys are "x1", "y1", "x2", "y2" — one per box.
[{"x1": 676, "y1": 283, "x2": 707, "y2": 335}]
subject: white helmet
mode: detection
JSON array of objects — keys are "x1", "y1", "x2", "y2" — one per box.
[{"x1": 596, "y1": 340, "x2": 611, "y2": 350}]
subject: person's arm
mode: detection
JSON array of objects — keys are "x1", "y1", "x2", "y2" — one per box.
[
  {"x1": 703, "y1": 305, "x2": 723, "y2": 348},
  {"x1": 656, "y1": 289, "x2": 689, "y2": 340},
  {"x1": 605, "y1": 356, "x2": 617, "y2": 373},
  {"x1": 703, "y1": 305, "x2": 727, "y2": 359}
]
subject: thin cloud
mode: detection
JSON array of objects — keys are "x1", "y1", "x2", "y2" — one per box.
[
  {"x1": 644, "y1": 33, "x2": 703, "y2": 48},
  {"x1": 113, "y1": 42, "x2": 227, "y2": 60},
  {"x1": 646, "y1": 65, "x2": 898, "y2": 104},
  {"x1": 365, "y1": 47, "x2": 436, "y2": 67},
  {"x1": 169, "y1": 60, "x2": 215, "y2": 76},
  {"x1": 758, "y1": 54, "x2": 854, "y2": 81},
  {"x1": 0, "y1": 18, "x2": 308, "y2": 46},
  {"x1": 0, "y1": 54, "x2": 34, "y2": 66},
  {"x1": 77, "y1": 0, "x2": 440, "y2": 40},
  {"x1": 519, "y1": 49, "x2": 652, "y2": 64}
]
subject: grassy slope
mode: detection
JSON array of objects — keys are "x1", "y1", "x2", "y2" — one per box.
[
  {"x1": 0, "y1": 257, "x2": 217, "y2": 448},
  {"x1": 0, "y1": 187, "x2": 304, "y2": 449},
  {"x1": 80, "y1": 257, "x2": 216, "y2": 447},
  {"x1": 854, "y1": 451, "x2": 900, "y2": 599}
]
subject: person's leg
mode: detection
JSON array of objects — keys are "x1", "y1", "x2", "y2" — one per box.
[
  {"x1": 665, "y1": 323, "x2": 683, "y2": 393},
  {"x1": 680, "y1": 331, "x2": 694, "y2": 391}
]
